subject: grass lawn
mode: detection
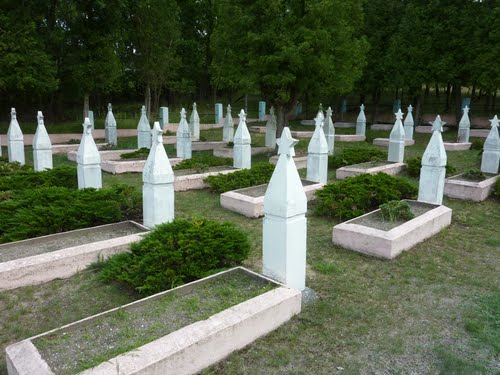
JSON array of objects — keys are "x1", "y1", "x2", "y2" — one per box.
[{"x1": 0, "y1": 126, "x2": 498, "y2": 374}]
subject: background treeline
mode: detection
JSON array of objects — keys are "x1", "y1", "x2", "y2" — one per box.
[{"x1": 0, "y1": 0, "x2": 498, "y2": 131}]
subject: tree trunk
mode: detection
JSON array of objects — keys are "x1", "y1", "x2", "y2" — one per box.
[
  {"x1": 276, "y1": 104, "x2": 287, "y2": 139},
  {"x1": 415, "y1": 92, "x2": 423, "y2": 126},
  {"x1": 83, "y1": 93, "x2": 89, "y2": 119},
  {"x1": 145, "y1": 84, "x2": 151, "y2": 121},
  {"x1": 371, "y1": 88, "x2": 380, "y2": 125},
  {"x1": 453, "y1": 82, "x2": 461, "y2": 126},
  {"x1": 244, "y1": 93, "x2": 248, "y2": 114},
  {"x1": 492, "y1": 90, "x2": 497, "y2": 111},
  {"x1": 445, "y1": 82, "x2": 451, "y2": 112},
  {"x1": 435, "y1": 84, "x2": 439, "y2": 98},
  {"x1": 424, "y1": 84, "x2": 430, "y2": 98}
]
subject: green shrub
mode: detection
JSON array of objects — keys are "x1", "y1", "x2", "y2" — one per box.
[
  {"x1": 204, "y1": 162, "x2": 275, "y2": 192},
  {"x1": 0, "y1": 184, "x2": 141, "y2": 243},
  {"x1": 98, "y1": 218, "x2": 250, "y2": 294},
  {"x1": 329, "y1": 147, "x2": 385, "y2": 169},
  {"x1": 0, "y1": 165, "x2": 77, "y2": 191},
  {"x1": 120, "y1": 148, "x2": 150, "y2": 159},
  {"x1": 314, "y1": 173, "x2": 418, "y2": 221},
  {"x1": 406, "y1": 157, "x2": 456, "y2": 177},
  {"x1": 494, "y1": 178, "x2": 500, "y2": 200},
  {"x1": 462, "y1": 169, "x2": 486, "y2": 181},
  {"x1": 0, "y1": 159, "x2": 32, "y2": 176},
  {"x1": 380, "y1": 200, "x2": 415, "y2": 222},
  {"x1": 172, "y1": 153, "x2": 232, "y2": 171},
  {"x1": 470, "y1": 138, "x2": 484, "y2": 150},
  {"x1": 99, "y1": 143, "x2": 116, "y2": 151}
]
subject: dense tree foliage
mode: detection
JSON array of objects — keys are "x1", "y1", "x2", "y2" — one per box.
[{"x1": 0, "y1": 0, "x2": 498, "y2": 125}]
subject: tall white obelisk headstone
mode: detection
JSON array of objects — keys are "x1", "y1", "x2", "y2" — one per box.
[
  {"x1": 480, "y1": 115, "x2": 500, "y2": 174},
  {"x1": 388, "y1": 109, "x2": 406, "y2": 163},
  {"x1": 324, "y1": 106, "x2": 335, "y2": 155},
  {"x1": 7, "y1": 108, "x2": 25, "y2": 165},
  {"x1": 33, "y1": 111, "x2": 53, "y2": 171},
  {"x1": 233, "y1": 109, "x2": 251, "y2": 169},
  {"x1": 176, "y1": 108, "x2": 192, "y2": 159},
  {"x1": 306, "y1": 115, "x2": 329, "y2": 184},
  {"x1": 105, "y1": 103, "x2": 117, "y2": 146},
  {"x1": 189, "y1": 102, "x2": 200, "y2": 141},
  {"x1": 223, "y1": 104, "x2": 234, "y2": 142},
  {"x1": 403, "y1": 105, "x2": 414, "y2": 141},
  {"x1": 356, "y1": 104, "x2": 366, "y2": 136},
  {"x1": 265, "y1": 106, "x2": 277, "y2": 148},
  {"x1": 137, "y1": 105, "x2": 152, "y2": 149},
  {"x1": 77, "y1": 118, "x2": 102, "y2": 189}
]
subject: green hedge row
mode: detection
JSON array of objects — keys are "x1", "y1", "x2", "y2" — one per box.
[
  {"x1": 204, "y1": 162, "x2": 275, "y2": 193},
  {"x1": 0, "y1": 165, "x2": 77, "y2": 191},
  {"x1": 329, "y1": 147, "x2": 385, "y2": 169}
]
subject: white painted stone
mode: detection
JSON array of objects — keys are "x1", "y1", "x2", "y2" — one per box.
[
  {"x1": 137, "y1": 105, "x2": 152, "y2": 149},
  {"x1": 388, "y1": 109, "x2": 406, "y2": 163},
  {"x1": 189, "y1": 102, "x2": 200, "y2": 141},
  {"x1": 104, "y1": 103, "x2": 117, "y2": 146},
  {"x1": 223, "y1": 104, "x2": 234, "y2": 142},
  {"x1": 176, "y1": 108, "x2": 192, "y2": 159},
  {"x1": 215, "y1": 103, "x2": 223, "y2": 124},
  {"x1": 457, "y1": 105, "x2": 471, "y2": 143},
  {"x1": 7, "y1": 108, "x2": 25, "y2": 165},
  {"x1": 356, "y1": 104, "x2": 366, "y2": 136},
  {"x1": 159, "y1": 106, "x2": 169, "y2": 129},
  {"x1": 444, "y1": 173, "x2": 499, "y2": 202},
  {"x1": 324, "y1": 107, "x2": 335, "y2": 155},
  {"x1": 336, "y1": 162, "x2": 406, "y2": 180},
  {"x1": 263, "y1": 127, "x2": 307, "y2": 291},
  {"x1": 77, "y1": 118, "x2": 102, "y2": 189},
  {"x1": 316, "y1": 104, "x2": 325, "y2": 123},
  {"x1": 233, "y1": 109, "x2": 251, "y2": 169},
  {"x1": 265, "y1": 106, "x2": 277, "y2": 148},
  {"x1": 306, "y1": 116, "x2": 329, "y2": 184},
  {"x1": 88, "y1": 110, "x2": 94, "y2": 131},
  {"x1": 481, "y1": 115, "x2": 500, "y2": 174},
  {"x1": 418, "y1": 115, "x2": 447, "y2": 205},
  {"x1": 259, "y1": 101, "x2": 267, "y2": 121},
  {"x1": 33, "y1": 111, "x2": 53, "y2": 171},
  {"x1": 143, "y1": 122, "x2": 175, "y2": 229},
  {"x1": 404, "y1": 104, "x2": 414, "y2": 140}
]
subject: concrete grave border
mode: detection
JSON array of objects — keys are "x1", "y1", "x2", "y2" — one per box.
[
  {"x1": 0, "y1": 221, "x2": 148, "y2": 291},
  {"x1": 269, "y1": 155, "x2": 308, "y2": 169},
  {"x1": 333, "y1": 122, "x2": 356, "y2": 128},
  {"x1": 52, "y1": 143, "x2": 106, "y2": 155},
  {"x1": 101, "y1": 157, "x2": 182, "y2": 174},
  {"x1": 67, "y1": 149, "x2": 138, "y2": 162},
  {"x1": 332, "y1": 200, "x2": 452, "y2": 259},
  {"x1": 444, "y1": 173, "x2": 499, "y2": 202},
  {"x1": 213, "y1": 147, "x2": 274, "y2": 158},
  {"x1": 372, "y1": 138, "x2": 415, "y2": 147},
  {"x1": 174, "y1": 167, "x2": 239, "y2": 191},
  {"x1": 6, "y1": 267, "x2": 301, "y2": 375},
  {"x1": 370, "y1": 124, "x2": 393, "y2": 131},
  {"x1": 443, "y1": 142, "x2": 472, "y2": 151},
  {"x1": 174, "y1": 141, "x2": 227, "y2": 151},
  {"x1": 221, "y1": 180, "x2": 323, "y2": 218},
  {"x1": 336, "y1": 161, "x2": 406, "y2": 180}
]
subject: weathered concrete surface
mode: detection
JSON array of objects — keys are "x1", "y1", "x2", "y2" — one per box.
[
  {"x1": 333, "y1": 122, "x2": 356, "y2": 128},
  {"x1": 332, "y1": 202, "x2": 452, "y2": 259},
  {"x1": 248, "y1": 126, "x2": 266, "y2": 133},
  {"x1": 0, "y1": 221, "x2": 148, "y2": 291},
  {"x1": 415, "y1": 125, "x2": 450, "y2": 134},
  {"x1": 174, "y1": 141, "x2": 227, "y2": 151},
  {"x1": 336, "y1": 162, "x2": 406, "y2": 180},
  {"x1": 174, "y1": 168, "x2": 238, "y2": 191},
  {"x1": 214, "y1": 146, "x2": 273, "y2": 158},
  {"x1": 443, "y1": 142, "x2": 472, "y2": 151},
  {"x1": 220, "y1": 181, "x2": 322, "y2": 218},
  {"x1": 373, "y1": 138, "x2": 415, "y2": 147},
  {"x1": 444, "y1": 174, "x2": 499, "y2": 202},
  {"x1": 53, "y1": 143, "x2": 106, "y2": 155},
  {"x1": 101, "y1": 158, "x2": 182, "y2": 174},
  {"x1": 68, "y1": 149, "x2": 137, "y2": 162},
  {"x1": 370, "y1": 124, "x2": 393, "y2": 131},
  {"x1": 335, "y1": 134, "x2": 366, "y2": 142},
  {"x1": 269, "y1": 155, "x2": 307, "y2": 169}
]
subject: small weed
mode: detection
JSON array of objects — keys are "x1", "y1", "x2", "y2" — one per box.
[{"x1": 380, "y1": 200, "x2": 415, "y2": 222}]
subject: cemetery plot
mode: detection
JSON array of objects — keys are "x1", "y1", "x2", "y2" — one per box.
[
  {"x1": 174, "y1": 140, "x2": 227, "y2": 151},
  {"x1": 6, "y1": 267, "x2": 301, "y2": 375},
  {"x1": 370, "y1": 123, "x2": 393, "y2": 131},
  {"x1": 221, "y1": 179, "x2": 322, "y2": 218},
  {"x1": 269, "y1": 154, "x2": 308, "y2": 169},
  {"x1": 415, "y1": 125, "x2": 449, "y2": 133},
  {"x1": 0, "y1": 221, "x2": 148, "y2": 291},
  {"x1": 333, "y1": 122, "x2": 356, "y2": 128},
  {"x1": 101, "y1": 157, "x2": 182, "y2": 174},
  {"x1": 174, "y1": 166, "x2": 239, "y2": 191},
  {"x1": 67, "y1": 149, "x2": 137, "y2": 161},
  {"x1": 213, "y1": 146, "x2": 274, "y2": 158},
  {"x1": 336, "y1": 161, "x2": 406, "y2": 180},
  {"x1": 332, "y1": 200, "x2": 452, "y2": 259},
  {"x1": 443, "y1": 142, "x2": 472, "y2": 151},
  {"x1": 444, "y1": 173, "x2": 499, "y2": 202},
  {"x1": 372, "y1": 138, "x2": 415, "y2": 147}
]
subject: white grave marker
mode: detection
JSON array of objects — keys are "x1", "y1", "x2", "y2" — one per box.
[
  {"x1": 137, "y1": 105, "x2": 152, "y2": 149},
  {"x1": 176, "y1": 108, "x2": 192, "y2": 159},
  {"x1": 306, "y1": 115, "x2": 329, "y2": 184},
  {"x1": 356, "y1": 104, "x2": 366, "y2": 136},
  {"x1": 325, "y1": 106, "x2": 335, "y2": 155},
  {"x1": 233, "y1": 109, "x2": 251, "y2": 169},
  {"x1": 481, "y1": 115, "x2": 500, "y2": 174},
  {"x1": 104, "y1": 103, "x2": 117, "y2": 146},
  {"x1": 265, "y1": 106, "x2": 277, "y2": 148},
  {"x1": 77, "y1": 118, "x2": 102, "y2": 189},
  {"x1": 418, "y1": 115, "x2": 447, "y2": 205},
  {"x1": 263, "y1": 127, "x2": 307, "y2": 291},
  {"x1": 223, "y1": 104, "x2": 234, "y2": 142},
  {"x1": 33, "y1": 111, "x2": 53, "y2": 171},
  {"x1": 143, "y1": 122, "x2": 175, "y2": 228},
  {"x1": 404, "y1": 104, "x2": 414, "y2": 140},
  {"x1": 7, "y1": 108, "x2": 25, "y2": 165},
  {"x1": 457, "y1": 105, "x2": 471, "y2": 143},
  {"x1": 388, "y1": 109, "x2": 406, "y2": 163},
  {"x1": 189, "y1": 102, "x2": 200, "y2": 141}
]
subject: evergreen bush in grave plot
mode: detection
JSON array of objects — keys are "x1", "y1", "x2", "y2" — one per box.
[
  {"x1": 98, "y1": 218, "x2": 251, "y2": 294},
  {"x1": 406, "y1": 156, "x2": 456, "y2": 178},
  {"x1": 204, "y1": 162, "x2": 275, "y2": 193},
  {"x1": 172, "y1": 153, "x2": 232, "y2": 171},
  {"x1": 0, "y1": 184, "x2": 141, "y2": 243},
  {"x1": 0, "y1": 165, "x2": 77, "y2": 191},
  {"x1": 314, "y1": 173, "x2": 418, "y2": 221},
  {"x1": 329, "y1": 147, "x2": 385, "y2": 169}
]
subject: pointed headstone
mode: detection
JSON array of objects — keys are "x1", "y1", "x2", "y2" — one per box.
[
  {"x1": 176, "y1": 108, "x2": 192, "y2": 159},
  {"x1": 143, "y1": 122, "x2": 175, "y2": 228},
  {"x1": 104, "y1": 103, "x2": 117, "y2": 146},
  {"x1": 324, "y1": 106, "x2": 335, "y2": 155},
  {"x1": 189, "y1": 102, "x2": 200, "y2": 141},
  {"x1": 388, "y1": 109, "x2": 406, "y2": 163},
  {"x1": 356, "y1": 104, "x2": 366, "y2": 136},
  {"x1": 307, "y1": 115, "x2": 329, "y2": 183},
  {"x1": 222, "y1": 104, "x2": 234, "y2": 142},
  {"x1": 480, "y1": 115, "x2": 500, "y2": 174},
  {"x1": 215, "y1": 103, "x2": 223, "y2": 124},
  {"x1": 316, "y1": 103, "x2": 325, "y2": 123},
  {"x1": 7, "y1": 108, "x2": 25, "y2": 165},
  {"x1": 233, "y1": 109, "x2": 251, "y2": 169},
  {"x1": 265, "y1": 106, "x2": 277, "y2": 148},
  {"x1": 159, "y1": 107, "x2": 169, "y2": 129},
  {"x1": 77, "y1": 118, "x2": 102, "y2": 189},
  {"x1": 418, "y1": 115, "x2": 447, "y2": 205},
  {"x1": 137, "y1": 105, "x2": 152, "y2": 149},
  {"x1": 403, "y1": 104, "x2": 414, "y2": 140},
  {"x1": 88, "y1": 110, "x2": 94, "y2": 131},
  {"x1": 259, "y1": 101, "x2": 266, "y2": 121},
  {"x1": 457, "y1": 105, "x2": 471, "y2": 143},
  {"x1": 33, "y1": 111, "x2": 53, "y2": 171},
  {"x1": 263, "y1": 127, "x2": 307, "y2": 291}
]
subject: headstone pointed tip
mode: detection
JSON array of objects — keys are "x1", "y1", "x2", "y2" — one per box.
[
  {"x1": 277, "y1": 127, "x2": 298, "y2": 156},
  {"x1": 489, "y1": 115, "x2": 499, "y2": 128}
]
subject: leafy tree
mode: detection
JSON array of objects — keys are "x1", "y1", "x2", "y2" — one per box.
[{"x1": 211, "y1": 0, "x2": 368, "y2": 135}]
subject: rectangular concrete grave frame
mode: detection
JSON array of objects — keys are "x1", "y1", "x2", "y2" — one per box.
[
  {"x1": 443, "y1": 142, "x2": 472, "y2": 151},
  {"x1": 6, "y1": 267, "x2": 301, "y2": 375},
  {"x1": 101, "y1": 157, "x2": 182, "y2": 174},
  {"x1": 269, "y1": 155, "x2": 308, "y2": 169},
  {"x1": 336, "y1": 161, "x2": 406, "y2": 180},
  {"x1": 221, "y1": 179, "x2": 323, "y2": 218},
  {"x1": 67, "y1": 149, "x2": 138, "y2": 162},
  {"x1": 444, "y1": 173, "x2": 499, "y2": 202},
  {"x1": 52, "y1": 143, "x2": 106, "y2": 155},
  {"x1": 370, "y1": 124, "x2": 393, "y2": 131},
  {"x1": 372, "y1": 138, "x2": 415, "y2": 147},
  {"x1": 174, "y1": 167, "x2": 239, "y2": 191},
  {"x1": 332, "y1": 200, "x2": 452, "y2": 259},
  {"x1": 0, "y1": 221, "x2": 148, "y2": 291},
  {"x1": 333, "y1": 122, "x2": 356, "y2": 128},
  {"x1": 248, "y1": 126, "x2": 266, "y2": 133},
  {"x1": 213, "y1": 146, "x2": 274, "y2": 158},
  {"x1": 173, "y1": 140, "x2": 227, "y2": 151},
  {"x1": 415, "y1": 125, "x2": 450, "y2": 133}
]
